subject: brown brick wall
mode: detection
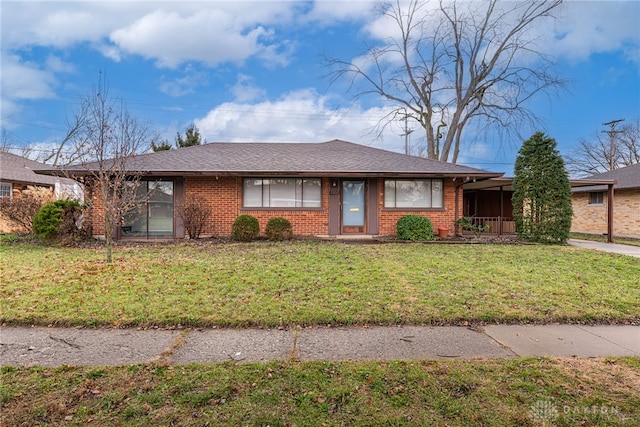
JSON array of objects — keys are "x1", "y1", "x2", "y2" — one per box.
[
  {"x1": 184, "y1": 176, "x2": 331, "y2": 236},
  {"x1": 88, "y1": 176, "x2": 462, "y2": 238},
  {"x1": 571, "y1": 189, "x2": 640, "y2": 237},
  {"x1": 377, "y1": 178, "x2": 460, "y2": 236},
  {"x1": 185, "y1": 176, "x2": 239, "y2": 236}
]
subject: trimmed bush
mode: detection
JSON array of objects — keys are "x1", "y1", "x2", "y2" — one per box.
[
  {"x1": 231, "y1": 214, "x2": 260, "y2": 241},
  {"x1": 265, "y1": 217, "x2": 293, "y2": 241},
  {"x1": 396, "y1": 215, "x2": 434, "y2": 241},
  {"x1": 33, "y1": 199, "x2": 83, "y2": 240}
]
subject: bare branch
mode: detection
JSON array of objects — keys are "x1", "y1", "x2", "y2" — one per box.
[
  {"x1": 325, "y1": 0, "x2": 565, "y2": 162},
  {"x1": 565, "y1": 118, "x2": 640, "y2": 176}
]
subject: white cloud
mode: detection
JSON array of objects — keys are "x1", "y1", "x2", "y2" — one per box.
[
  {"x1": 230, "y1": 74, "x2": 266, "y2": 102},
  {"x1": 193, "y1": 88, "x2": 406, "y2": 150},
  {"x1": 110, "y1": 9, "x2": 269, "y2": 68},
  {"x1": 158, "y1": 66, "x2": 209, "y2": 97},
  {"x1": 0, "y1": 54, "x2": 57, "y2": 126},
  {"x1": 45, "y1": 55, "x2": 75, "y2": 74},
  {"x1": 550, "y1": 1, "x2": 640, "y2": 62},
  {"x1": 3, "y1": 2, "x2": 300, "y2": 69},
  {"x1": 360, "y1": 1, "x2": 639, "y2": 64},
  {"x1": 304, "y1": 0, "x2": 376, "y2": 24}
]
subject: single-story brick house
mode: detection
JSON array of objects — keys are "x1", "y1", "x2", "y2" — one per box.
[
  {"x1": 0, "y1": 152, "x2": 80, "y2": 232},
  {"x1": 38, "y1": 140, "x2": 503, "y2": 240},
  {"x1": 571, "y1": 163, "x2": 640, "y2": 238},
  {"x1": 0, "y1": 152, "x2": 78, "y2": 198}
]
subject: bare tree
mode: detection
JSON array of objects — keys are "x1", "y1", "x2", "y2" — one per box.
[
  {"x1": 327, "y1": 0, "x2": 565, "y2": 162},
  {"x1": 1, "y1": 128, "x2": 34, "y2": 158},
  {"x1": 65, "y1": 79, "x2": 152, "y2": 262},
  {"x1": 41, "y1": 102, "x2": 91, "y2": 166},
  {"x1": 566, "y1": 118, "x2": 640, "y2": 176}
]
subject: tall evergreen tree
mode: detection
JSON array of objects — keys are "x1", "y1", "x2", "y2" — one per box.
[
  {"x1": 175, "y1": 124, "x2": 202, "y2": 148},
  {"x1": 150, "y1": 139, "x2": 172, "y2": 152},
  {"x1": 512, "y1": 132, "x2": 573, "y2": 243}
]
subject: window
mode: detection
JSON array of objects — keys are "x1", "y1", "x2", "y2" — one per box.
[
  {"x1": 384, "y1": 179, "x2": 443, "y2": 208},
  {"x1": 0, "y1": 183, "x2": 11, "y2": 198},
  {"x1": 121, "y1": 180, "x2": 174, "y2": 237},
  {"x1": 589, "y1": 192, "x2": 604, "y2": 205},
  {"x1": 243, "y1": 178, "x2": 321, "y2": 208}
]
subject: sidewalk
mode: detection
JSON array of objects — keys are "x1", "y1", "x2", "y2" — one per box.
[
  {"x1": 568, "y1": 239, "x2": 640, "y2": 258},
  {"x1": 1, "y1": 324, "x2": 638, "y2": 367}
]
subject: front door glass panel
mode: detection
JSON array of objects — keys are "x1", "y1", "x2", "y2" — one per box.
[{"x1": 342, "y1": 180, "x2": 365, "y2": 227}]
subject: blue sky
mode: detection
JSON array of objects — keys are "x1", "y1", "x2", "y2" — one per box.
[{"x1": 1, "y1": 0, "x2": 639, "y2": 174}]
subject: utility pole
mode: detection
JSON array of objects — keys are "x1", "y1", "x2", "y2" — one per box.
[
  {"x1": 400, "y1": 114, "x2": 414, "y2": 155},
  {"x1": 602, "y1": 119, "x2": 624, "y2": 171}
]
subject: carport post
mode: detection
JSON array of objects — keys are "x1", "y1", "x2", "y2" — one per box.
[{"x1": 607, "y1": 183, "x2": 614, "y2": 243}]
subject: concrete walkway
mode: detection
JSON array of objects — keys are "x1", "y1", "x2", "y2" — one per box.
[
  {"x1": 1, "y1": 325, "x2": 638, "y2": 367},
  {"x1": 568, "y1": 239, "x2": 640, "y2": 258}
]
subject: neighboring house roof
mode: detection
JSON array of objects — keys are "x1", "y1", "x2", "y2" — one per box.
[
  {"x1": 38, "y1": 139, "x2": 502, "y2": 179},
  {"x1": 572, "y1": 163, "x2": 640, "y2": 193},
  {"x1": 0, "y1": 151, "x2": 75, "y2": 187}
]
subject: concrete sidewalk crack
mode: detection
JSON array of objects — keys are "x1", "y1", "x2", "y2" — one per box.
[
  {"x1": 157, "y1": 329, "x2": 190, "y2": 365},
  {"x1": 482, "y1": 331, "x2": 520, "y2": 358},
  {"x1": 575, "y1": 325, "x2": 640, "y2": 356},
  {"x1": 289, "y1": 328, "x2": 300, "y2": 361},
  {"x1": 49, "y1": 335, "x2": 82, "y2": 349}
]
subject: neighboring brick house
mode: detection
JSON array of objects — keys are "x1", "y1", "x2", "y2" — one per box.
[
  {"x1": 38, "y1": 140, "x2": 502, "y2": 240},
  {"x1": 0, "y1": 152, "x2": 79, "y2": 232},
  {"x1": 571, "y1": 163, "x2": 640, "y2": 238}
]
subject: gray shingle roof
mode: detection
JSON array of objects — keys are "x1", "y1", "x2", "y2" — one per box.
[
  {"x1": 51, "y1": 140, "x2": 501, "y2": 178},
  {"x1": 572, "y1": 163, "x2": 640, "y2": 192},
  {"x1": 0, "y1": 152, "x2": 75, "y2": 187}
]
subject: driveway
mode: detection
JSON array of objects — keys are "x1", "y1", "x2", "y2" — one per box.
[{"x1": 568, "y1": 239, "x2": 640, "y2": 258}]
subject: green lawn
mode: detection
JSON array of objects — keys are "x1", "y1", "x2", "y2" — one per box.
[
  {"x1": 2, "y1": 358, "x2": 639, "y2": 426},
  {"x1": 1, "y1": 240, "x2": 639, "y2": 327},
  {"x1": 2, "y1": 240, "x2": 639, "y2": 426}
]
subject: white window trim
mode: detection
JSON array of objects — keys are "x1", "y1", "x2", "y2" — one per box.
[{"x1": 0, "y1": 182, "x2": 12, "y2": 198}]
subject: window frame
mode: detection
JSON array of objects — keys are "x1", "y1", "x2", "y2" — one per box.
[
  {"x1": 383, "y1": 178, "x2": 444, "y2": 210},
  {"x1": 120, "y1": 179, "x2": 175, "y2": 238},
  {"x1": 588, "y1": 192, "x2": 604, "y2": 206},
  {"x1": 0, "y1": 182, "x2": 12, "y2": 198},
  {"x1": 242, "y1": 177, "x2": 323, "y2": 209}
]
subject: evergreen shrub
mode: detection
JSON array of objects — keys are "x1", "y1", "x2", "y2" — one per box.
[
  {"x1": 231, "y1": 214, "x2": 260, "y2": 241},
  {"x1": 33, "y1": 199, "x2": 83, "y2": 240},
  {"x1": 396, "y1": 215, "x2": 434, "y2": 241},
  {"x1": 265, "y1": 217, "x2": 293, "y2": 241}
]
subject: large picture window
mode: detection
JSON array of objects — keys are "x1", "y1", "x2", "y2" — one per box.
[
  {"x1": 121, "y1": 180, "x2": 174, "y2": 237},
  {"x1": 384, "y1": 179, "x2": 443, "y2": 208},
  {"x1": 244, "y1": 178, "x2": 321, "y2": 208}
]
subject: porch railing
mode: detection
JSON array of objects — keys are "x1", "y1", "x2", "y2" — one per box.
[{"x1": 460, "y1": 217, "x2": 516, "y2": 236}]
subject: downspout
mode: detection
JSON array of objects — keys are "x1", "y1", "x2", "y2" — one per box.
[
  {"x1": 236, "y1": 176, "x2": 240, "y2": 220},
  {"x1": 607, "y1": 182, "x2": 615, "y2": 243},
  {"x1": 87, "y1": 178, "x2": 94, "y2": 238}
]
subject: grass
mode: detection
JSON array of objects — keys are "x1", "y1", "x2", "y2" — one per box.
[
  {"x1": 1, "y1": 240, "x2": 639, "y2": 327},
  {"x1": 570, "y1": 232, "x2": 640, "y2": 248},
  {"x1": 1, "y1": 358, "x2": 639, "y2": 426}
]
